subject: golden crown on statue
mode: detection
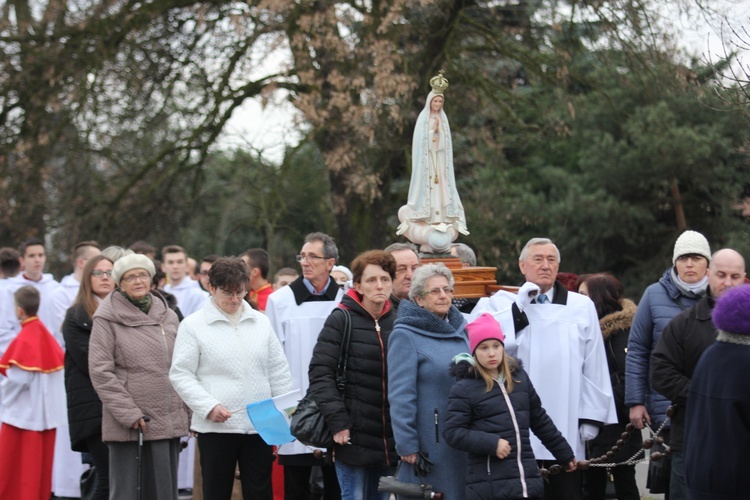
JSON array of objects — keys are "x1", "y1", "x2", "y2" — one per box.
[{"x1": 430, "y1": 70, "x2": 449, "y2": 94}]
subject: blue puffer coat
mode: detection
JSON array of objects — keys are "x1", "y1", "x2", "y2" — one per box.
[
  {"x1": 444, "y1": 360, "x2": 574, "y2": 500},
  {"x1": 625, "y1": 269, "x2": 703, "y2": 426}
]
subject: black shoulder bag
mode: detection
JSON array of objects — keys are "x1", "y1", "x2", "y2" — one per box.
[{"x1": 290, "y1": 308, "x2": 352, "y2": 448}]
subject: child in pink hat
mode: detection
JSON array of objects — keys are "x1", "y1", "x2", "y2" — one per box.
[{"x1": 443, "y1": 313, "x2": 577, "y2": 499}]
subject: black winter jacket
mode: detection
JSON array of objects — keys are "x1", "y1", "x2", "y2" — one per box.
[
  {"x1": 651, "y1": 294, "x2": 717, "y2": 451},
  {"x1": 308, "y1": 289, "x2": 398, "y2": 467},
  {"x1": 62, "y1": 304, "x2": 104, "y2": 452},
  {"x1": 444, "y1": 360, "x2": 574, "y2": 500}
]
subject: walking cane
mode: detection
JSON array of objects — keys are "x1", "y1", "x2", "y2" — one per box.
[{"x1": 137, "y1": 416, "x2": 151, "y2": 500}]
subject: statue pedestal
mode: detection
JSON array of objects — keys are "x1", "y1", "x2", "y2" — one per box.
[{"x1": 421, "y1": 257, "x2": 500, "y2": 299}]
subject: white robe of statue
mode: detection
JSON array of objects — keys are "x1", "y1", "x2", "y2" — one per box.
[{"x1": 397, "y1": 88, "x2": 468, "y2": 253}]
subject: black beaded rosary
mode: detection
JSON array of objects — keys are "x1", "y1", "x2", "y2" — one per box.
[{"x1": 540, "y1": 405, "x2": 674, "y2": 479}]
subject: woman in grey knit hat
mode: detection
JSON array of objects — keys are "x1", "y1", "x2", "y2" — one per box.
[{"x1": 89, "y1": 253, "x2": 190, "y2": 500}]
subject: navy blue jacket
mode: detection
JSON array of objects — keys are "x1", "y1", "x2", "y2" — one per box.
[
  {"x1": 684, "y1": 338, "x2": 750, "y2": 499},
  {"x1": 444, "y1": 360, "x2": 574, "y2": 500}
]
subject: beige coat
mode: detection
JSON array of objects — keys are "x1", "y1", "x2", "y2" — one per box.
[{"x1": 89, "y1": 291, "x2": 189, "y2": 442}]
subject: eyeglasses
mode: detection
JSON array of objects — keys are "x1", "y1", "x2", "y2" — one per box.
[
  {"x1": 121, "y1": 273, "x2": 151, "y2": 283},
  {"x1": 217, "y1": 288, "x2": 246, "y2": 299},
  {"x1": 422, "y1": 287, "x2": 453, "y2": 297},
  {"x1": 198, "y1": 270, "x2": 210, "y2": 276},
  {"x1": 91, "y1": 270, "x2": 113, "y2": 278},
  {"x1": 296, "y1": 254, "x2": 327, "y2": 262}
]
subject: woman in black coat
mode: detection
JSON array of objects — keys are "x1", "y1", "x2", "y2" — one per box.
[
  {"x1": 444, "y1": 313, "x2": 575, "y2": 500},
  {"x1": 308, "y1": 250, "x2": 398, "y2": 500},
  {"x1": 577, "y1": 273, "x2": 642, "y2": 500},
  {"x1": 62, "y1": 254, "x2": 115, "y2": 500}
]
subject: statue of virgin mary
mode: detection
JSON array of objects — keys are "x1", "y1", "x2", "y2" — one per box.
[{"x1": 397, "y1": 72, "x2": 468, "y2": 252}]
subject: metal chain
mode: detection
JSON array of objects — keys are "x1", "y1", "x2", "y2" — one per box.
[
  {"x1": 542, "y1": 410, "x2": 674, "y2": 477},
  {"x1": 586, "y1": 415, "x2": 672, "y2": 470}
]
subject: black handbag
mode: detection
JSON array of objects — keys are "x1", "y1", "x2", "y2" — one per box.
[{"x1": 290, "y1": 308, "x2": 352, "y2": 448}]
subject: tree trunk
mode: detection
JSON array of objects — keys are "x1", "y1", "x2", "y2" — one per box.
[{"x1": 670, "y1": 176, "x2": 687, "y2": 231}]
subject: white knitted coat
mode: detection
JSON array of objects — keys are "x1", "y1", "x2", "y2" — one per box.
[{"x1": 169, "y1": 298, "x2": 293, "y2": 434}]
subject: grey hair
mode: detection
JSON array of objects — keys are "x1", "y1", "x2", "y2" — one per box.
[
  {"x1": 384, "y1": 242, "x2": 420, "y2": 261},
  {"x1": 101, "y1": 246, "x2": 135, "y2": 262},
  {"x1": 304, "y1": 232, "x2": 339, "y2": 261},
  {"x1": 409, "y1": 263, "x2": 455, "y2": 301},
  {"x1": 519, "y1": 238, "x2": 561, "y2": 264},
  {"x1": 451, "y1": 243, "x2": 476, "y2": 267}
]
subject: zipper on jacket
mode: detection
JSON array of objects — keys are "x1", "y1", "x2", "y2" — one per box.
[
  {"x1": 486, "y1": 455, "x2": 491, "y2": 475},
  {"x1": 499, "y1": 380, "x2": 527, "y2": 498},
  {"x1": 434, "y1": 408, "x2": 440, "y2": 445},
  {"x1": 375, "y1": 318, "x2": 391, "y2": 467}
]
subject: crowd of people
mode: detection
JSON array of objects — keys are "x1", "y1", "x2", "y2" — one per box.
[{"x1": 0, "y1": 231, "x2": 747, "y2": 500}]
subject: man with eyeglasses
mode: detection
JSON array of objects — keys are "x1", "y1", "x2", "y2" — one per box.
[
  {"x1": 51, "y1": 241, "x2": 101, "y2": 344},
  {"x1": 384, "y1": 242, "x2": 420, "y2": 305},
  {"x1": 266, "y1": 232, "x2": 344, "y2": 500},
  {"x1": 471, "y1": 238, "x2": 615, "y2": 500}
]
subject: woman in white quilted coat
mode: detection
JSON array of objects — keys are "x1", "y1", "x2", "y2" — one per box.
[{"x1": 170, "y1": 257, "x2": 293, "y2": 500}]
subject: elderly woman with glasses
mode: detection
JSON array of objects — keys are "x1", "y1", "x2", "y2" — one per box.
[
  {"x1": 89, "y1": 254, "x2": 189, "y2": 500},
  {"x1": 387, "y1": 263, "x2": 469, "y2": 499},
  {"x1": 170, "y1": 257, "x2": 293, "y2": 500},
  {"x1": 62, "y1": 254, "x2": 115, "y2": 500}
]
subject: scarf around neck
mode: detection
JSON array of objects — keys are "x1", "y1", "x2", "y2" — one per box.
[
  {"x1": 671, "y1": 268, "x2": 708, "y2": 297},
  {"x1": 119, "y1": 289, "x2": 152, "y2": 314}
]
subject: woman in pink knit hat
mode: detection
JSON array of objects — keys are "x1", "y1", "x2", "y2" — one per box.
[{"x1": 444, "y1": 313, "x2": 577, "y2": 499}]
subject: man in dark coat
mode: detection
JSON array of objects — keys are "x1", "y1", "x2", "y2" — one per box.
[{"x1": 651, "y1": 248, "x2": 746, "y2": 497}]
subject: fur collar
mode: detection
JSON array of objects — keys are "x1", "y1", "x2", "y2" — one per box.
[
  {"x1": 717, "y1": 330, "x2": 750, "y2": 346},
  {"x1": 599, "y1": 298, "x2": 637, "y2": 339}
]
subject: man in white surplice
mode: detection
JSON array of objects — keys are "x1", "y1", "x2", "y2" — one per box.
[
  {"x1": 266, "y1": 232, "x2": 344, "y2": 499},
  {"x1": 471, "y1": 238, "x2": 616, "y2": 500}
]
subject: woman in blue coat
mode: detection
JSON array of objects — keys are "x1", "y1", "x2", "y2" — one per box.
[
  {"x1": 625, "y1": 231, "x2": 711, "y2": 430},
  {"x1": 387, "y1": 263, "x2": 469, "y2": 499},
  {"x1": 444, "y1": 313, "x2": 576, "y2": 500}
]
